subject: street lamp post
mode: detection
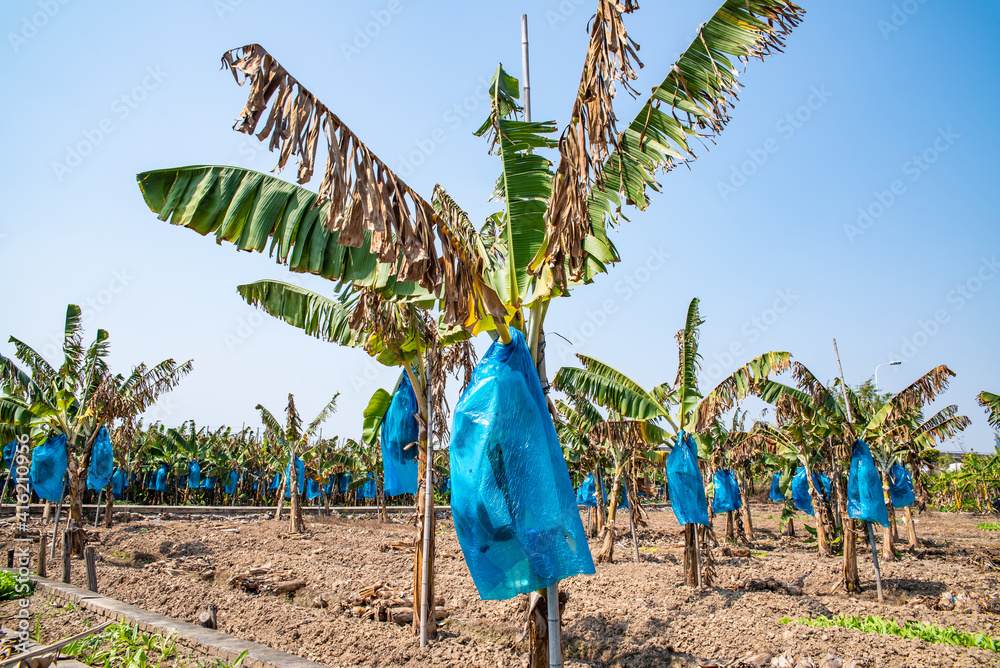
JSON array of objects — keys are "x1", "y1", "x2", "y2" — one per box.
[{"x1": 874, "y1": 360, "x2": 902, "y2": 391}]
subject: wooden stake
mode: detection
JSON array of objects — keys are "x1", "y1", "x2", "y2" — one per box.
[
  {"x1": 419, "y1": 367, "x2": 435, "y2": 647},
  {"x1": 61, "y1": 531, "x2": 71, "y2": 584},
  {"x1": 84, "y1": 545, "x2": 97, "y2": 592},
  {"x1": 6, "y1": 549, "x2": 13, "y2": 568},
  {"x1": 198, "y1": 604, "x2": 218, "y2": 629},
  {"x1": 38, "y1": 535, "x2": 46, "y2": 578}
]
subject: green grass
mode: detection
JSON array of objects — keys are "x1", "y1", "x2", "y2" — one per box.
[
  {"x1": 781, "y1": 614, "x2": 999, "y2": 652},
  {"x1": 977, "y1": 523, "x2": 1000, "y2": 531},
  {"x1": 63, "y1": 623, "x2": 249, "y2": 668},
  {"x1": 0, "y1": 570, "x2": 34, "y2": 600}
]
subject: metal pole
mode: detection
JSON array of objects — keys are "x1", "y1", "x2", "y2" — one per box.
[
  {"x1": 832, "y1": 338, "x2": 854, "y2": 423},
  {"x1": 521, "y1": 14, "x2": 531, "y2": 123},
  {"x1": 866, "y1": 521, "x2": 885, "y2": 602},
  {"x1": 419, "y1": 374, "x2": 435, "y2": 647},
  {"x1": 521, "y1": 13, "x2": 562, "y2": 665}
]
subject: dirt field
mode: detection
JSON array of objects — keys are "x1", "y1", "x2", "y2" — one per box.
[{"x1": 3, "y1": 503, "x2": 1000, "y2": 667}]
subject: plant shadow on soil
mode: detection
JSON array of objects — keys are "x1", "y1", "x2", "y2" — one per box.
[{"x1": 563, "y1": 613, "x2": 701, "y2": 667}]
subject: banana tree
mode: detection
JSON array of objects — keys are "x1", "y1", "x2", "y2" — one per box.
[
  {"x1": 755, "y1": 364, "x2": 875, "y2": 590},
  {"x1": 135, "y1": 1, "x2": 804, "y2": 659},
  {"x1": 979, "y1": 392, "x2": 1000, "y2": 430},
  {"x1": 555, "y1": 388, "x2": 610, "y2": 538},
  {"x1": 256, "y1": 393, "x2": 337, "y2": 533},
  {"x1": 554, "y1": 298, "x2": 791, "y2": 583},
  {"x1": 842, "y1": 366, "x2": 960, "y2": 560},
  {"x1": 0, "y1": 305, "x2": 191, "y2": 551}
]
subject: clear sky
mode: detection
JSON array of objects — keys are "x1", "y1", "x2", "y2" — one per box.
[{"x1": 2, "y1": 0, "x2": 997, "y2": 451}]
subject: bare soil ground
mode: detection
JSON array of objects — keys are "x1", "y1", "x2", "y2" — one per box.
[{"x1": 4, "y1": 503, "x2": 1000, "y2": 668}]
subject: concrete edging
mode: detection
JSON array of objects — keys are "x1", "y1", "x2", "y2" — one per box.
[{"x1": 28, "y1": 575, "x2": 331, "y2": 668}]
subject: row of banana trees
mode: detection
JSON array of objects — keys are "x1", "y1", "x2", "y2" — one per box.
[{"x1": 550, "y1": 297, "x2": 997, "y2": 592}]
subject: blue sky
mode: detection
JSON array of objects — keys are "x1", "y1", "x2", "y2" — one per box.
[{"x1": 2, "y1": 0, "x2": 998, "y2": 451}]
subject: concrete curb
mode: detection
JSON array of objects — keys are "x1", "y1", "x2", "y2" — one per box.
[{"x1": 28, "y1": 575, "x2": 331, "y2": 668}]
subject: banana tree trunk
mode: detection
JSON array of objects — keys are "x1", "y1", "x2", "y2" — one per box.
[
  {"x1": 594, "y1": 466, "x2": 607, "y2": 536},
  {"x1": 836, "y1": 471, "x2": 860, "y2": 592},
  {"x1": 413, "y1": 436, "x2": 436, "y2": 639},
  {"x1": 725, "y1": 511, "x2": 735, "y2": 542},
  {"x1": 881, "y1": 484, "x2": 895, "y2": 561},
  {"x1": 596, "y1": 467, "x2": 623, "y2": 563},
  {"x1": 409, "y1": 365, "x2": 436, "y2": 643},
  {"x1": 289, "y1": 451, "x2": 305, "y2": 534},
  {"x1": 802, "y1": 461, "x2": 829, "y2": 557},
  {"x1": 682, "y1": 524, "x2": 698, "y2": 586},
  {"x1": 274, "y1": 478, "x2": 286, "y2": 521},
  {"x1": 737, "y1": 470, "x2": 754, "y2": 542},
  {"x1": 103, "y1": 482, "x2": 114, "y2": 527}
]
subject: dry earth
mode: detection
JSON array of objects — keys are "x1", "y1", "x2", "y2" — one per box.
[{"x1": 3, "y1": 503, "x2": 1000, "y2": 668}]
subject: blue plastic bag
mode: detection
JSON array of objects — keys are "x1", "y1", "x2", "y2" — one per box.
[
  {"x1": 306, "y1": 477, "x2": 320, "y2": 500},
  {"x1": 199, "y1": 477, "x2": 215, "y2": 490},
  {"x1": 769, "y1": 472, "x2": 785, "y2": 503},
  {"x1": 188, "y1": 461, "x2": 201, "y2": 489},
  {"x1": 111, "y1": 468, "x2": 127, "y2": 499},
  {"x1": 617, "y1": 481, "x2": 629, "y2": 510},
  {"x1": 338, "y1": 472, "x2": 352, "y2": 495},
  {"x1": 357, "y1": 472, "x2": 376, "y2": 499},
  {"x1": 2, "y1": 442, "x2": 15, "y2": 471},
  {"x1": 224, "y1": 471, "x2": 239, "y2": 495},
  {"x1": 284, "y1": 456, "x2": 306, "y2": 499},
  {"x1": 887, "y1": 464, "x2": 915, "y2": 508},
  {"x1": 712, "y1": 469, "x2": 742, "y2": 513},
  {"x1": 152, "y1": 465, "x2": 168, "y2": 492},
  {"x1": 847, "y1": 440, "x2": 889, "y2": 527},
  {"x1": 790, "y1": 467, "x2": 831, "y2": 516},
  {"x1": 29, "y1": 434, "x2": 67, "y2": 502},
  {"x1": 86, "y1": 427, "x2": 114, "y2": 491},
  {"x1": 666, "y1": 431, "x2": 709, "y2": 526},
  {"x1": 449, "y1": 329, "x2": 595, "y2": 601},
  {"x1": 577, "y1": 474, "x2": 597, "y2": 508},
  {"x1": 381, "y1": 374, "x2": 420, "y2": 496}
]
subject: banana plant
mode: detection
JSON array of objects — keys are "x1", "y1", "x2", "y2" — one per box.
[
  {"x1": 978, "y1": 392, "x2": 1000, "y2": 431},
  {"x1": 256, "y1": 393, "x2": 337, "y2": 533},
  {"x1": 554, "y1": 298, "x2": 791, "y2": 583},
  {"x1": 0, "y1": 304, "x2": 191, "y2": 550},
  {"x1": 135, "y1": 1, "x2": 805, "y2": 659}
]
